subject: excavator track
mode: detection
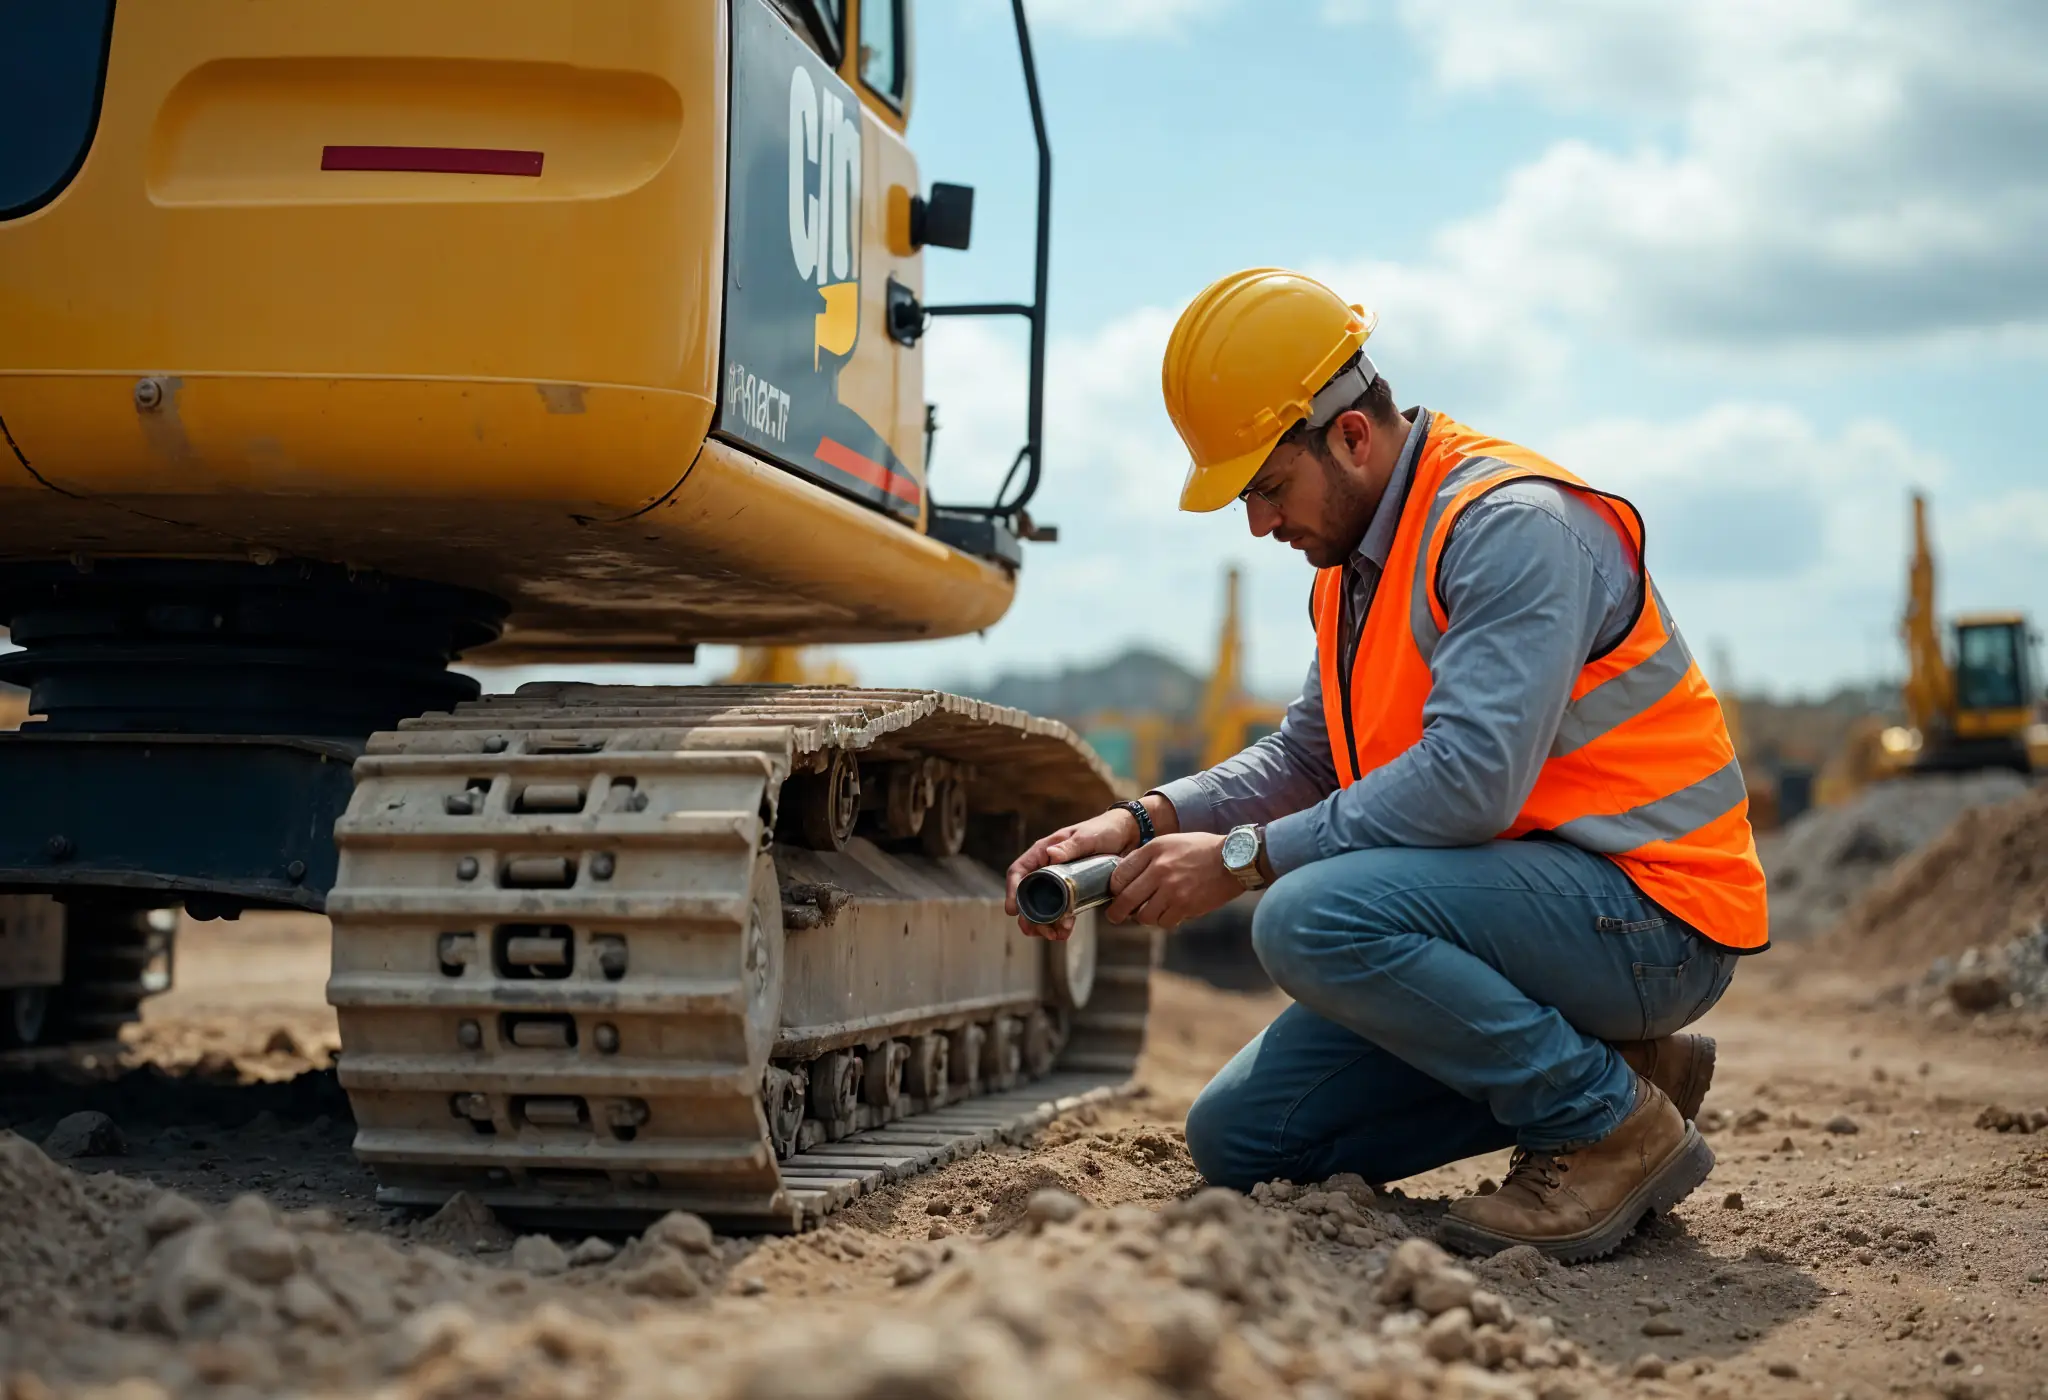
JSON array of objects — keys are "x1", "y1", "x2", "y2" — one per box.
[{"x1": 327, "y1": 685, "x2": 1156, "y2": 1231}]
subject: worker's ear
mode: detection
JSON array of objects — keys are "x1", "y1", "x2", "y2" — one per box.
[{"x1": 1329, "y1": 410, "x2": 1373, "y2": 470}]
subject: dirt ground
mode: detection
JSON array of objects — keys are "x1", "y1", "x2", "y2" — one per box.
[{"x1": 0, "y1": 914, "x2": 2044, "y2": 1399}]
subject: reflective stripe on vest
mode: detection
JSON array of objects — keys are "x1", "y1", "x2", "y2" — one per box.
[{"x1": 1312, "y1": 410, "x2": 1769, "y2": 951}]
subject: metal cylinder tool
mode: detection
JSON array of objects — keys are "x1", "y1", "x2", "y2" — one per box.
[{"x1": 1017, "y1": 854, "x2": 1120, "y2": 925}]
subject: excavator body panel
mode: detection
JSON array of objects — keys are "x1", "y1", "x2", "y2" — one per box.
[{"x1": 0, "y1": 0, "x2": 1006, "y2": 658}]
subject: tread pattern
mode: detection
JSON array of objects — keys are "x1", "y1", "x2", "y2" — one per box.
[{"x1": 329, "y1": 685, "x2": 1155, "y2": 1230}]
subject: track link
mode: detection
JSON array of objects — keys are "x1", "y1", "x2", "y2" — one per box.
[{"x1": 328, "y1": 685, "x2": 1155, "y2": 1231}]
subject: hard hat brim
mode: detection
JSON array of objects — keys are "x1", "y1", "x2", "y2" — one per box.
[{"x1": 1178, "y1": 432, "x2": 1285, "y2": 514}]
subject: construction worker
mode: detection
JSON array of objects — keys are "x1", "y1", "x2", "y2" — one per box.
[{"x1": 1006, "y1": 268, "x2": 1767, "y2": 1261}]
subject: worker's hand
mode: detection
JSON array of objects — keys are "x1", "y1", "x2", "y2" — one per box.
[
  {"x1": 1006, "y1": 807, "x2": 1140, "y2": 940},
  {"x1": 1103, "y1": 833, "x2": 1240, "y2": 930}
]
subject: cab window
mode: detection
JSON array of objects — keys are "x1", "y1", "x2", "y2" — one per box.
[
  {"x1": 0, "y1": 0, "x2": 116, "y2": 220},
  {"x1": 860, "y1": 0, "x2": 906, "y2": 106},
  {"x1": 774, "y1": 0, "x2": 845, "y2": 63}
]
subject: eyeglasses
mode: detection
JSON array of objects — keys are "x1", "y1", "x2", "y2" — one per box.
[{"x1": 1238, "y1": 472, "x2": 1289, "y2": 512}]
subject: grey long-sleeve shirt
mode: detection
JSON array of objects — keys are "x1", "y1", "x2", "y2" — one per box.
[{"x1": 1155, "y1": 408, "x2": 1643, "y2": 876}]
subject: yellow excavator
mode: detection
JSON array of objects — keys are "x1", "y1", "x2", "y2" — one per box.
[
  {"x1": 1817, "y1": 492, "x2": 2044, "y2": 800},
  {"x1": 0, "y1": 0, "x2": 1152, "y2": 1228},
  {"x1": 1083, "y1": 566, "x2": 1285, "y2": 792}
]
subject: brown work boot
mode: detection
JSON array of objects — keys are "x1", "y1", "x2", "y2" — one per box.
[
  {"x1": 1612, "y1": 1032, "x2": 1717, "y2": 1122},
  {"x1": 1438, "y1": 1079, "x2": 1715, "y2": 1263}
]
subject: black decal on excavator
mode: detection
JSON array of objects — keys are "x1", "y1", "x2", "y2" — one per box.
[{"x1": 718, "y1": 0, "x2": 920, "y2": 521}]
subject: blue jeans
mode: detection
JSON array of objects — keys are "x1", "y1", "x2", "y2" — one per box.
[{"x1": 1183, "y1": 838, "x2": 1737, "y2": 1190}]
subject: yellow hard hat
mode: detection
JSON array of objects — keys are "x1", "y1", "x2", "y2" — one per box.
[{"x1": 1162, "y1": 268, "x2": 1379, "y2": 513}]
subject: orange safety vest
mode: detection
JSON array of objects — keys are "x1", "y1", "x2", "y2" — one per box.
[{"x1": 1312, "y1": 411, "x2": 1769, "y2": 951}]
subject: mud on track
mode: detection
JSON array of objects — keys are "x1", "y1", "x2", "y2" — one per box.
[{"x1": 0, "y1": 914, "x2": 2044, "y2": 1398}]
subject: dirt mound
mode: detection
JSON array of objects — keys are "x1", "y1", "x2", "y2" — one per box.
[
  {"x1": 1818, "y1": 781, "x2": 2048, "y2": 974},
  {"x1": 393, "y1": 1187, "x2": 1598, "y2": 1400},
  {"x1": 1759, "y1": 771, "x2": 2030, "y2": 942},
  {"x1": 0, "y1": 1120, "x2": 1617, "y2": 1400},
  {"x1": 0, "y1": 1129, "x2": 731, "y2": 1395}
]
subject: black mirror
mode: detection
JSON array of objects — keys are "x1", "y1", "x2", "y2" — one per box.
[{"x1": 913, "y1": 183, "x2": 974, "y2": 251}]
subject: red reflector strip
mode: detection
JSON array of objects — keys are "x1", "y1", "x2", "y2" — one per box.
[
  {"x1": 816, "y1": 436, "x2": 922, "y2": 507},
  {"x1": 321, "y1": 145, "x2": 544, "y2": 177}
]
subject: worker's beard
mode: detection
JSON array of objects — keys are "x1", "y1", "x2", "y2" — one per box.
[{"x1": 1298, "y1": 455, "x2": 1381, "y2": 569}]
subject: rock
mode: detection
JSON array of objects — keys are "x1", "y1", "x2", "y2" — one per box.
[
  {"x1": 263, "y1": 1027, "x2": 302, "y2": 1056},
  {"x1": 1140, "y1": 1292, "x2": 1222, "y2": 1386},
  {"x1": 1629, "y1": 1354, "x2": 1667, "y2": 1379},
  {"x1": 1941, "y1": 1347, "x2": 1965, "y2": 1366},
  {"x1": 42, "y1": 1111, "x2": 126, "y2": 1160},
  {"x1": 1373, "y1": 1237, "x2": 1453, "y2": 1306},
  {"x1": 510, "y1": 1234, "x2": 569, "y2": 1276},
  {"x1": 1842, "y1": 1225, "x2": 1872, "y2": 1245},
  {"x1": 1320, "y1": 1172, "x2": 1376, "y2": 1205},
  {"x1": 1775, "y1": 1135, "x2": 1798, "y2": 1152},
  {"x1": 221, "y1": 1222, "x2": 299, "y2": 1284},
  {"x1": 1025, "y1": 1188, "x2": 1085, "y2": 1227},
  {"x1": 1410, "y1": 1264, "x2": 1478, "y2": 1316},
  {"x1": 642, "y1": 1211, "x2": 715, "y2": 1254},
  {"x1": 1422, "y1": 1307, "x2": 1475, "y2": 1362},
  {"x1": 1768, "y1": 1360, "x2": 1801, "y2": 1379},
  {"x1": 1948, "y1": 971, "x2": 2010, "y2": 1012},
  {"x1": 141, "y1": 1193, "x2": 208, "y2": 1243},
  {"x1": 1469, "y1": 1289, "x2": 1513, "y2": 1328},
  {"x1": 1735, "y1": 1107, "x2": 1771, "y2": 1132},
  {"x1": 616, "y1": 1253, "x2": 705, "y2": 1299},
  {"x1": 567, "y1": 1237, "x2": 617, "y2": 1267},
  {"x1": 734, "y1": 1275, "x2": 767, "y2": 1296},
  {"x1": 1825, "y1": 1115, "x2": 1862, "y2": 1135},
  {"x1": 1641, "y1": 1317, "x2": 1684, "y2": 1337},
  {"x1": 1722, "y1": 1191, "x2": 1744, "y2": 1210},
  {"x1": 277, "y1": 1275, "x2": 346, "y2": 1331},
  {"x1": 143, "y1": 1228, "x2": 233, "y2": 1337},
  {"x1": 891, "y1": 1248, "x2": 936, "y2": 1287},
  {"x1": 388, "y1": 1303, "x2": 475, "y2": 1373}
]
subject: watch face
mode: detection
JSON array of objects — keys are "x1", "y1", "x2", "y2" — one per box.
[{"x1": 1223, "y1": 827, "x2": 1258, "y2": 870}]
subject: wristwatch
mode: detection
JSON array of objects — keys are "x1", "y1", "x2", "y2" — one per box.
[{"x1": 1221, "y1": 824, "x2": 1269, "y2": 891}]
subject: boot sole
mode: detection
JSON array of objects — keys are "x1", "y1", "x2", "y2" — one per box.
[{"x1": 1436, "y1": 1124, "x2": 1717, "y2": 1264}]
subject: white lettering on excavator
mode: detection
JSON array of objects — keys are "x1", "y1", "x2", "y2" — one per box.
[
  {"x1": 728, "y1": 362, "x2": 791, "y2": 443},
  {"x1": 787, "y1": 64, "x2": 861, "y2": 288}
]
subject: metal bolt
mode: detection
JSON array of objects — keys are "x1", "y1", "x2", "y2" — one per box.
[
  {"x1": 456, "y1": 856, "x2": 479, "y2": 881},
  {"x1": 133, "y1": 378, "x2": 164, "y2": 412},
  {"x1": 285, "y1": 859, "x2": 306, "y2": 883},
  {"x1": 457, "y1": 1019, "x2": 482, "y2": 1049},
  {"x1": 45, "y1": 835, "x2": 74, "y2": 861},
  {"x1": 482, "y1": 736, "x2": 509, "y2": 754},
  {"x1": 590, "y1": 852, "x2": 616, "y2": 881},
  {"x1": 594, "y1": 1023, "x2": 620, "y2": 1054}
]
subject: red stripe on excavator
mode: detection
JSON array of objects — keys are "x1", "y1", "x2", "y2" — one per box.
[
  {"x1": 321, "y1": 146, "x2": 545, "y2": 177},
  {"x1": 816, "y1": 436, "x2": 922, "y2": 507}
]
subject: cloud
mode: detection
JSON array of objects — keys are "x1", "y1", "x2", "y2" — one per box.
[
  {"x1": 1328, "y1": 0, "x2": 2048, "y2": 353},
  {"x1": 1007, "y1": 0, "x2": 1229, "y2": 40},
  {"x1": 862, "y1": 306, "x2": 2048, "y2": 700},
  {"x1": 1545, "y1": 405, "x2": 1952, "y2": 690}
]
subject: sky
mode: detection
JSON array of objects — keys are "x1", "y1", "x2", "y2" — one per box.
[{"x1": 718, "y1": 0, "x2": 2047, "y2": 705}]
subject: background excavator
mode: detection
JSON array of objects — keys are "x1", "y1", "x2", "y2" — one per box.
[
  {"x1": 0, "y1": 0, "x2": 1154, "y2": 1229},
  {"x1": 1815, "y1": 491, "x2": 2046, "y2": 804}
]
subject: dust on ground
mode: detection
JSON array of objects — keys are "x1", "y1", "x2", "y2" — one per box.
[{"x1": 0, "y1": 908, "x2": 2044, "y2": 1398}]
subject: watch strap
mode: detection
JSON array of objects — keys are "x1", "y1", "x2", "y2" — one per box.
[{"x1": 1118, "y1": 799, "x2": 1156, "y2": 846}]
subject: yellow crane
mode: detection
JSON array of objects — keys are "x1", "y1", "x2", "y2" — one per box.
[{"x1": 1083, "y1": 566, "x2": 1283, "y2": 791}]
